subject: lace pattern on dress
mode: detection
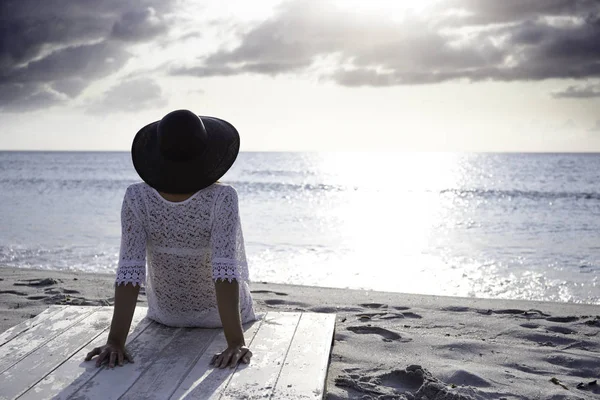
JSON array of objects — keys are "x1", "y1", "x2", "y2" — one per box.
[
  {"x1": 213, "y1": 259, "x2": 249, "y2": 282},
  {"x1": 115, "y1": 190, "x2": 147, "y2": 287},
  {"x1": 112, "y1": 182, "x2": 256, "y2": 327},
  {"x1": 115, "y1": 264, "x2": 146, "y2": 287},
  {"x1": 211, "y1": 185, "x2": 250, "y2": 283}
]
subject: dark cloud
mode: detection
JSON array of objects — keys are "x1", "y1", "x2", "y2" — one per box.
[
  {"x1": 440, "y1": 0, "x2": 597, "y2": 25},
  {"x1": 173, "y1": 0, "x2": 600, "y2": 87},
  {"x1": 51, "y1": 78, "x2": 88, "y2": 98},
  {"x1": 3, "y1": 0, "x2": 600, "y2": 112},
  {"x1": 0, "y1": 0, "x2": 174, "y2": 112},
  {"x1": 0, "y1": 82, "x2": 66, "y2": 112},
  {"x1": 87, "y1": 77, "x2": 167, "y2": 114},
  {"x1": 553, "y1": 81, "x2": 600, "y2": 98},
  {"x1": 111, "y1": 8, "x2": 168, "y2": 42}
]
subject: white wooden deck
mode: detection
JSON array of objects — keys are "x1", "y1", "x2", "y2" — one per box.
[{"x1": 0, "y1": 306, "x2": 336, "y2": 400}]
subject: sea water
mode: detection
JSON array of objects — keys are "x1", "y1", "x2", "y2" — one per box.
[{"x1": 0, "y1": 151, "x2": 598, "y2": 304}]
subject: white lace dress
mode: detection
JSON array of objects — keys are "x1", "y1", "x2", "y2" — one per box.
[{"x1": 114, "y1": 182, "x2": 257, "y2": 328}]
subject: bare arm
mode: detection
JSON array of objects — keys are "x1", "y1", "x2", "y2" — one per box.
[
  {"x1": 85, "y1": 282, "x2": 139, "y2": 368},
  {"x1": 211, "y1": 279, "x2": 252, "y2": 368},
  {"x1": 214, "y1": 279, "x2": 245, "y2": 346},
  {"x1": 107, "y1": 283, "x2": 140, "y2": 345}
]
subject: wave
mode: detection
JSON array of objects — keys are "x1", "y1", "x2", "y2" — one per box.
[
  {"x1": 2, "y1": 177, "x2": 600, "y2": 202},
  {"x1": 244, "y1": 169, "x2": 318, "y2": 177},
  {"x1": 0, "y1": 178, "x2": 138, "y2": 191},
  {"x1": 440, "y1": 188, "x2": 600, "y2": 201}
]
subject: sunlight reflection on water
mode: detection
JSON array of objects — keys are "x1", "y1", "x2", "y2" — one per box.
[{"x1": 1, "y1": 151, "x2": 599, "y2": 304}]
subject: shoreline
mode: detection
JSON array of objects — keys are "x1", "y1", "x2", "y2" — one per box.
[{"x1": 1, "y1": 266, "x2": 599, "y2": 399}]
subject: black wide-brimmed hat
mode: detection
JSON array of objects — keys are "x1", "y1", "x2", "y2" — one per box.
[{"x1": 131, "y1": 109, "x2": 240, "y2": 194}]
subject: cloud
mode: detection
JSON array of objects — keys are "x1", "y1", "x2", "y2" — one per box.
[
  {"x1": 440, "y1": 0, "x2": 597, "y2": 25},
  {"x1": 0, "y1": 83, "x2": 66, "y2": 112},
  {"x1": 87, "y1": 77, "x2": 167, "y2": 114},
  {"x1": 0, "y1": 0, "x2": 174, "y2": 112},
  {"x1": 3, "y1": 0, "x2": 600, "y2": 113},
  {"x1": 51, "y1": 78, "x2": 89, "y2": 98},
  {"x1": 173, "y1": 0, "x2": 600, "y2": 86},
  {"x1": 110, "y1": 7, "x2": 168, "y2": 42},
  {"x1": 552, "y1": 81, "x2": 600, "y2": 98}
]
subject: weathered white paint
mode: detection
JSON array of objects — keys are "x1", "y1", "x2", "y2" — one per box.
[
  {"x1": 0, "y1": 307, "x2": 335, "y2": 400},
  {"x1": 69, "y1": 321, "x2": 182, "y2": 399},
  {"x1": 220, "y1": 312, "x2": 302, "y2": 400},
  {"x1": 167, "y1": 318, "x2": 264, "y2": 400},
  {"x1": 0, "y1": 307, "x2": 113, "y2": 399},
  {"x1": 0, "y1": 306, "x2": 96, "y2": 374},
  {"x1": 18, "y1": 306, "x2": 152, "y2": 400},
  {"x1": 119, "y1": 327, "x2": 219, "y2": 400},
  {"x1": 0, "y1": 305, "x2": 63, "y2": 347},
  {"x1": 272, "y1": 313, "x2": 336, "y2": 399}
]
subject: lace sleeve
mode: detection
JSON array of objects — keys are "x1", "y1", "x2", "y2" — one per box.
[
  {"x1": 211, "y1": 186, "x2": 249, "y2": 283},
  {"x1": 115, "y1": 188, "x2": 147, "y2": 287}
]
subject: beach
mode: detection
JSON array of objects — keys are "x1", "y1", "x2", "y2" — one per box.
[{"x1": 1, "y1": 266, "x2": 598, "y2": 399}]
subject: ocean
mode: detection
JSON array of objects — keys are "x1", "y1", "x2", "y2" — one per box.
[{"x1": 0, "y1": 151, "x2": 598, "y2": 304}]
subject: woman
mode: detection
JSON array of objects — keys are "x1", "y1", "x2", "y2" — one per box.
[{"x1": 84, "y1": 109, "x2": 257, "y2": 369}]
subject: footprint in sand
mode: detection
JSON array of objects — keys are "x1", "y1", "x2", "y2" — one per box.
[
  {"x1": 347, "y1": 325, "x2": 411, "y2": 342},
  {"x1": 493, "y1": 309, "x2": 526, "y2": 315},
  {"x1": 14, "y1": 278, "x2": 59, "y2": 287},
  {"x1": 0, "y1": 290, "x2": 28, "y2": 296},
  {"x1": 380, "y1": 314, "x2": 406, "y2": 320},
  {"x1": 250, "y1": 290, "x2": 288, "y2": 296},
  {"x1": 360, "y1": 303, "x2": 388, "y2": 309},
  {"x1": 357, "y1": 311, "x2": 422, "y2": 321},
  {"x1": 356, "y1": 312, "x2": 388, "y2": 320},
  {"x1": 546, "y1": 316, "x2": 579, "y2": 323},
  {"x1": 309, "y1": 306, "x2": 363, "y2": 313},
  {"x1": 520, "y1": 323, "x2": 540, "y2": 329},
  {"x1": 264, "y1": 299, "x2": 309, "y2": 307},
  {"x1": 546, "y1": 326, "x2": 576, "y2": 335},
  {"x1": 401, "y1": 312, "x2": 422, "y2": 319},
  {"x1": 27, "y1": 295, "x2": 50, "y2": 300},
  {"x1": 335, "y1": 365, "x2": 476, "y2": 399},
  {"x1": 441, "y1": 306, "x2": 472, "y2": 312},
  {"x1": 334, "y1": 332, "x2": 350, "y2": 342}
]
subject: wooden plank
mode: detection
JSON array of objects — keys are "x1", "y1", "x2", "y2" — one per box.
[
  {"x1": 272, "y1": 313, "x2": 336, "y2": 399},
  {"x1": 119, "y1": 327, "x2": 219, "y2": 400},
  {"x1": 0, "y1": 305, "x2": 64, "y2": 347},
  {"x1": 18, "y1": 306, "x2": 152, "y2": 400},
  {"x1": 0, "y1": 307, "x2": 110, "y2": 400},
  {"x1": 0, "y1": 306, "x2": 95, "y2": 374},
  {"x1": 68, "y1": 319, "x2": 182, "y2": 399},
  {"x1": 167, "y1": 318, "x2": 264, "y2": 400},
  {"x1": 1, "y1": 310, "x2": 336, "y2": 400},
  {"x1": 219, "y1": 312, "x2": 302, "y2": 400}
]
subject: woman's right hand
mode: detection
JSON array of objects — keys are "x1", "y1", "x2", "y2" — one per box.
[{"x1": 84, "y1": 341, "x2": 134, "y2": 368}]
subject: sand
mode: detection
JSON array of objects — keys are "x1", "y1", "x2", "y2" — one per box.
[{"x1": 1, "y1": 266, "x2": 599, "y2": 399}]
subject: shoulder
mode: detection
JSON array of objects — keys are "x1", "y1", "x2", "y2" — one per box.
[
  {"x1": 124, "y1": 182, "x2": 150, "y2": 196},
  {"x1": 122, "y1": 182, "x2": 152, "y2": 206},
  {"x1": 213, "y1": 182, "x2": 238, "y2": 198},
  {"x1": 212, "y1": 183, "x2": 239, "y2": 211}
]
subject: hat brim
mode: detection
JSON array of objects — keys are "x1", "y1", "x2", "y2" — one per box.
[{"x1": 131, "y1": 116, "x2": 240, "y2": 194}]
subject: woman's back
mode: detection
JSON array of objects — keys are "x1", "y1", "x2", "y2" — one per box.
[{"x1": 117, "y1": 182, "x2": 255, "y2": 328}]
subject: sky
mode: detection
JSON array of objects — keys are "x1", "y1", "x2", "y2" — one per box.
[{"x1": 1, "y1": 0, "x2": 599, "y2": 151}]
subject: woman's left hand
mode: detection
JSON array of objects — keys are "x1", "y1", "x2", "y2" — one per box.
[{"x1": 210, "y1": 344, "x2": 253, "y2": 369}]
